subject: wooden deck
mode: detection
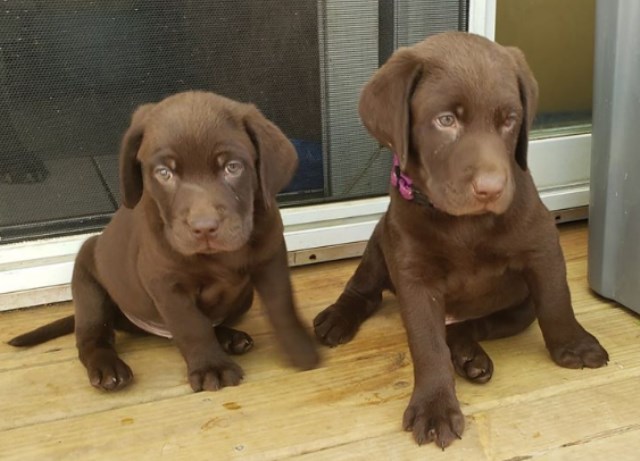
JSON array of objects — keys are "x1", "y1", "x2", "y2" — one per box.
[{"x1": 1, "y1": 222, "x2": 639, "y2": 460}]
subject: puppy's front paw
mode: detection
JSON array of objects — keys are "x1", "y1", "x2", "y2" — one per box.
[
  {"x1": 403, "y1": 390, "x2": 465, "y2": 449},
  {"x1": 549, "y1": 331, "x2": 609, "y2": 369},
  {"x1": 284, "y1": 329, "x2": 320, "y2": 371},
  {"x1": 188, "y1": 359, "x2": 244, "y2": 392},
  {"x1": 313, "y1": 304, "x2": 361, "y2": 346},
  {"x1": 85, "y1": 349, "x2": 133, "y2": 391}
]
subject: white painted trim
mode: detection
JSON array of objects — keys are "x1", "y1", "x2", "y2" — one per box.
[
  {"x1": 468, "y1": 0, "x2": 497, "y2": 39},
  {"x1": 539, "y1": 183, "x2": 589, "y2": 211},
  {"x1": 0, "y1": 285, "x2": 72, "y2": 310},
  {"x1": 1, "y1": 258, "x2": 74, "y2": 294},
  {"x1": 0, "y1": 233, "x2": 98, "y2": 266},
  {"x1": 280, "y1": 197, "x2": 389, "y2": 227},
  {"x1": 528, "y1": 134, "x2": 591, "y2": 189}
]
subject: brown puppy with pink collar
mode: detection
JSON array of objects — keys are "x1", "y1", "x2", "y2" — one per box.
[{"x1": 314, "y1": 32, "x2": 608, "y2": 448}]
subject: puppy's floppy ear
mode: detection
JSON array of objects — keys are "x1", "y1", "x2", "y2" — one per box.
[
  {"x1": 358, "y1": 48, "x2": 422, "y2": 170},
  {"x1": 243, "y1": 106, "x2": 298, "y2": 208},
  {"x1": 119, "y1": 103, "x2": 155, "y2": 208},
  {"x1": 506, "y1": 47, "x2": 539, "y2": 171}
]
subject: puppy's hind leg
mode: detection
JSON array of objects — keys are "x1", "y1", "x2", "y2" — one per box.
[
  {"x1": 215, "y1": 326, "x2": 254, "y2": 355},
  {"x1": 447, "y1": 297, "x2": 536, "y2": 383},
  {"x1": 314, "y1": 222, "x2": 391, "y2": 346},
  {"x1": 214, "y1": 283, "x2": 254, "y2": 355},
  {"x1": 73, "y1": 236, "x2": 133, "y2": 391}
]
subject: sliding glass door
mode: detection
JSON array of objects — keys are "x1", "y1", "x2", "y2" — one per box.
[{"x1": 2, "y1": 0, "x2": 596, "y2": 307}]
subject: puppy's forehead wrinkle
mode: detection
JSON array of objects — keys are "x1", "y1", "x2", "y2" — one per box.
[
  {"x1": 181, "y1": 182, "x2": 209, "y2": 194},
  {"x1": 142, "y1": 95, "x2": 251, "y2": 157},
  {"x1": 416, "y1": 53, "x2": 519, "y2": 114}
]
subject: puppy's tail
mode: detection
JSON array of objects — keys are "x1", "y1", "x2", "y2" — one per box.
[{"x1": 8, "y1": 315, "x2": 75, "y2": 347}]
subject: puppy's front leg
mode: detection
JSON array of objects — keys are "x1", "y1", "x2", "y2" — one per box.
[
  {"x1": 148, "y1": 280, "x2": 243, "y2": 392},
  {"x1": 251, "y1": 239, "x2": 319, "y2": 370},
  {"x1": 74, "y1": 237, "x2": 133, "y2": 391},
  {"x1": 524, "y1": 241, "x2": 609, "y2": 369},
  {"x1": 395, "y1": 282, "x2": 464, "y2": 449}
]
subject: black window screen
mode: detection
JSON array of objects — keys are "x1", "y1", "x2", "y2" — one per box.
[{"x1": 0, "y1": 0, "x2": 467, "y2": 244}]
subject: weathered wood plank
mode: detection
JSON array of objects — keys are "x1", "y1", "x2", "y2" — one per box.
[{"x1": 1, "y1": 223, "x2": 639, "y2": 460}]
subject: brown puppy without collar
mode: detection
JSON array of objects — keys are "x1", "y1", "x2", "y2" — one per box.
[
  {"x1": 314, "y1": 32, "x2": 608, "y2": 449},
  {"x1": 10, "y1": 91, "x2": 319, "y2": 391}
]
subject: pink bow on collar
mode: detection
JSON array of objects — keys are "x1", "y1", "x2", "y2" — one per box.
[{"x1": 389, "y1": 154, "x2": 434, "y2": 208}]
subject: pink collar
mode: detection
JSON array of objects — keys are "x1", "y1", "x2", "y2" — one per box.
[{"x1": 390, "y1": 154, "x2": 434, "y2": 208}]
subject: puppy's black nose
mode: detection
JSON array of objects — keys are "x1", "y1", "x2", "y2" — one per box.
[
  {"x1": 472, "y1": 173, "x2": 505, "y2": 203},
  {"x1": 189, "y1": 217, "x2": 220, "y2": 239}
]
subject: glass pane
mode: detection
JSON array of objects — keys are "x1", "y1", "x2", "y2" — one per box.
[
  {"x1": 0, "y1": 1, "x2": 468, "y2": 244},
  {"x1": 495, "y1": 0, "x2": 595, "y2": 137}
]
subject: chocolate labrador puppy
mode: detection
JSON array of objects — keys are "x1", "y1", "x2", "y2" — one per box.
[
  {"x1": 10, "y1": 91, "x2": 319, "y2": 391},
  {"x1": 314, "y1": 32, "x2": 608, "y2": 448}
]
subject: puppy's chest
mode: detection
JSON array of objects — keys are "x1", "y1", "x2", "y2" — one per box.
[
  {"x1": 197, "y1": 274, "x2": 249, "y2": 307},
  {"x1": 441, "y1": 247, "x2": 520, "y2": 296}
]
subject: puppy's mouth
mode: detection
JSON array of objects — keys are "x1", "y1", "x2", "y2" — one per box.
[
  {"x1": 429, "y1": 192, "x2": 513, "y2": 217},
  {"x1": 194, "y1": 237, "x2": 244, "y2": 255},
  {"x1": 469, "y1": 200, "x2": 511, "y2": 215},
  {"x1": 166, "y1": 220, "x2": 252, "y2": 256},
  {"x1": 188, "y1": 227, "x2": 252, "y2": 255},
  {"x1": 435, "y1": 200, "x2": 512, "y2": 217}
]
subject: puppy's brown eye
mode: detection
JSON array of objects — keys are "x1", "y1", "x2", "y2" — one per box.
[
  {"x1": 503, "y1": 113, "x2": 518, "y2": 130},
  {"x1": 154, "y1": 166, "x2": 173, "y2": 181},
  {"x1": 224, "y1": 160, "x2": 244, "y2": 177},
  {"x1": 436, "y1": 113, "x2": 457, "y2": 128}
]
